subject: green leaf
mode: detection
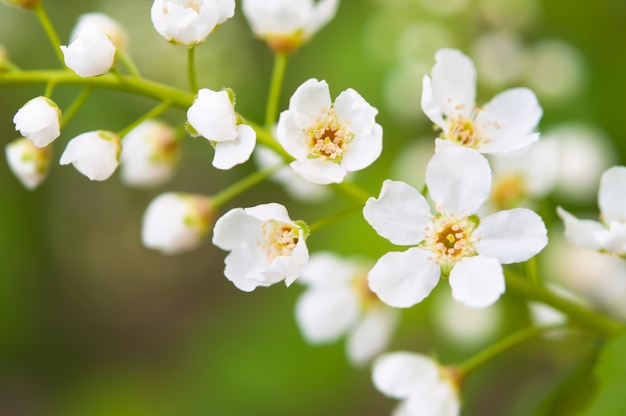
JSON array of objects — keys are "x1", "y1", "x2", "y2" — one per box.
[{"x1": 583, "y1": 334, "x2": 626, "y2": 416}]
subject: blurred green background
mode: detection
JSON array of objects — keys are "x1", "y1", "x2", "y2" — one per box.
[{"x1": 1, "y1": 0, "x2": 626, "y2": 415}]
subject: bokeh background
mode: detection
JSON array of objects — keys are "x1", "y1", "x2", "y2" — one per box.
[{"x1": 1, "y1": 0, "x2": 626, "y2": 415}]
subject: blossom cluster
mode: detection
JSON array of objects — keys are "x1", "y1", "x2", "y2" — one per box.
[{"x1": 2, "y1": 1, "x2": 625, "y2": 415}]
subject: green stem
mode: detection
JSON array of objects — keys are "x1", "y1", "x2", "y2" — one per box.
[
  {"x1": 505, "y1": 270, "x2": 624, "y2": 338},
  {"x1": 265, "y1": 52, "x2": 288, "y2": 127},
  {"x1": 211, "y1": 165, "x2": 282, "y2": 209},
  {"x1": 44, "y1": 80, "x2": 55, "y2": 98},
  {"x1": 526, "y1": 257, "x2": 540, "y2": 285},
  {"x1": 117, "y1": 100, "x2": 171, "y2": 137},
  {"x1": 308, "y1": 205, "x2": 362, "y2": 233},
  {"x1": 247, "y1": 120, "x2": 292, "y2": 160},
  {"x1": 0, "y1": 70, "x2": 194, "y2": 109},
  {"x1": 60, "y1": 87, "x2": 93, "y2": 129},
  {"x1": 187, "y1": 46, "x2": 198, "y2": 93},
  {"x1": 117, "y1": 49, "x2": 141, "y2": 78},
  {"x1": 457, "y1": 324, "x2": 566, "y2": 377},
  {"x1": 33, "y1": 2, "x2": 64, "y2": 65}
]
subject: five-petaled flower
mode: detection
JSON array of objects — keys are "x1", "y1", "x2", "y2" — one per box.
[
  {"x1": 421, "y1": 48, "x2": 542, "y2": 154},
  {"x1": 242, "y1": 0, "x2": 339, "y2": 54},
  {"x1": 13, "y1": 96, "x2": 61, "y2": 148},
  {"x1": 187, "y1": 88, "x2": 256, "y2": 170},
  {"x1": 295, "y1": 252, "x2": 399, "y2": 366},
  {"x1": 277, "y1": 78, "x2": 383, "y2": 185},
  {"x1": 142, "y1": 192, "x2": 215, "y2": 255},
  {"x1": 558, "y1": 166, "x2": 626, "y2": 258},
  {"x1": 363, "y1": 147, "x2": 548, "y2": 309},
  {"x1": 150, "y1": 0, "x2": 235, "y2": 46},
  {"x1": 372, "y1": 351, "x2": 461, "y2": 416},
  {"x1": 212, "y1": 203, "x2": 309, "y2": 292}
]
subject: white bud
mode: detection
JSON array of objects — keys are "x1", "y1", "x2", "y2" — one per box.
[
  {"x1": 71, "y1": 12, "x2": 127, "y2": 50},
  {"x1": 5, "y1": 137, "x2": 52, "y2": 190},
  {"x1": 59, "y1": 131, "x2": 120, "y2": 181},
  {"x1": 60, "y1": 24, "x2": 116, "y2": 77},
  {"x1": 13, "y1": 96, "x2": 61, "y2": 148}
]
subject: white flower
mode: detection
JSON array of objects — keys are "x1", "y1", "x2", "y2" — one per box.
[
  {"x1": 187, "y1": 88, "x2": 256, "y2": 170},
  {"x1": 142, "y1": 193, "x2": 214, "y2": 255},
  {"x1": 120, "y1": 120, "x2": 179, "y2": 188},
  {"x1": 60, "y1": 24, "x2": 116, "y2": 77},
  {"x1": 372, "y1": 352, "x2": 460, "y2": 416},
  {"x1": 254, "y1": 146, "x2": 331, "y2": 202},
  {"x1": 150, "y1": 0, "x2": 235, "y2": 46},
  {"x1": 557, "y1": 166, "x2": 626, "y2": 257},
  {"x1": 71, "y1": 12, "x2": 127, "y2": 50},
  {"x1": 295, "y1": 252, "x2": 399, "y2": 366},
  {"x1": 421, "y1": 48, "x2": 542, "y2": 154},
  {"x1": 59, "y1": 130, "x2": 120, "y2": 181},
  {"x1": 212, "y1": 203, "x2": 309, "y2": 292},
  {"x1": 363, "y1": 147, "x2": 548, "y2": 309},
  {"x1": 277, "y1": 78, "x2": 383, "y2": 185},
  {"x1": 242, "y1": 0, "x2": 339, "y2": 53},
  {"x1": 13, "y1": 96, "x2": 61, "y2": 148},
  {"x1": 5, "y1": 137, "x2": 52, "y2": 190}
]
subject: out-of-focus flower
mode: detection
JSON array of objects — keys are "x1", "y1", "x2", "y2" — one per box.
[
  {"x1": 372, "y1": 351, "x2": 461, "y2": 416},
  {"x1": 187, "y1": 88, "x2": 256, "y2": 170},
  {"x1": 363, "y1": 147, "x2": 548, "y2": 309},
  {"x1": 70, "y1": 12, "x2": 127, "y2": 50},
  {"x1": 254, "y1": 146, "x2": 331, "y2": 202},
  {"x1": 120, "y1": 120, "x2": 179, "y2": 188},
  {"x1": 150, "y1": 0, "x2": 235, "y2": 46},
  {"x1": 242, "y1": 0, "x2": 339, "y2": 54},
  {"x1": 2, "y1": 0, "x2": 40, "y2": 9},
  {"x1": 277, "y1": 78, "x2": 382, "y2": 184},
  {"x1": 60, "y1": 24, "x2": 116, "y2": 77},
  {"x1": 59, "y1": 130, "x2": 120, "y2": 181},
  {"x1": 142, "y1": 192, "x2": 214, "y2": 254},
  {"x1": 5, "y1": 137, "x2": 52, "y2": 190},
  {"x1": 212, "y1": 203, "x2": 309, "y2": 292},
  {"x1": 471, "y1": 31, "x2": 527, "y2": 89},
  {"x1": 295, "y1": 252, "x2": 399, "y2": 366},
  {"x1": 13, "y1": 96, "x2": 61, "y2": 148},
  {"x1": 421, "y1": 48, "x2": 542, "y2": 154},
  {"x1": 558, "y1": 166, "x2": 626, "y2": 258}
]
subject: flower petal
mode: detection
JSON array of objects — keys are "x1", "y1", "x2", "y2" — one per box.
[
  {"x1": 556, "y1": 206, "x2": 605, "y2": 250},
  {"x1": 596, "y1": 221, "x2": 626, "y2": 255},
  {"x1": 295, "y1": 286, "x2": 360, "y2": 343},
  {"x1": 474, "y1": 208, "x2": 548, "y2": 264},
  {"x1": 289, "y1": 78, "x2": 332, "y2": 128},
  {"x1": 298, "y1": 252, "x2": 359, "y2": 287},
  {"x1": 305, "y1": 0, "x2": 339, "y2": 36},
  {"x1": 334, "y1": 88, "x2": 377, "y2": 136},
  {"x1": 212, "y1": 207, "x2": 262, "y2": 251},
  {"x1": 212, "y1": 124, "x2": 257, "y2": 170},
  {"x1": 290, "y1": 158, "x2": 346, "y2": 184},
  {"x1": 403, "y1": 381, "x2": 461, "y2": 416},
  {"x1": 363, "y1": 180, "x2": 431, "y2": 246},
  {"x1": 449, "y1": 256, "x2": 505, "y2": 309},
  {"x1": 598, "y1": 166, "x2": 626, "y2": 223},
  {"x1": 276, "y1": 110, "x2": 309, "y2": 159},
  {"x1": 341, "y1": 123, "x2": 383, "y2": 172},
  {"x1": 187, "y1": 89, "x2": 237, "y2": 142},
  {"x1": 368, "y1": 248, "x2": 440, "y2": 308},
  {"x1": 476, "y1": 88, "x2": 542, "y2": 154},
  {"x1": 420, "y1": 75, "x2": 446, "y2": 130},
  {"x1": 347, "y1": 306, "x2": 399, "y2": 366},
  {"x1": 372, "y1": 351, "x2": 440, "y2": 399},
  {"x1": 430, "y1": 48, "x2": 476, "y2": 119},
  {"x1": 223, "y1": 245, "x2": 269, "y2": 292},
  {"x1": 426, "y1": 146, "x2": 491, "y2": 215},
  {"x1": 244, "y1": 202, "x2": 292, "y2": 223}
]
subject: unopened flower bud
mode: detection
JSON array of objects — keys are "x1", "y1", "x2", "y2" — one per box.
[
  {"x1": 59, "y1": 130, "x2": 120, "y2": 181},
  {"x1": 71, "y1": 12, "x2": 127, "y2": 50},
  {"x1": 5, "y1": 137, "x2": 52, "y2": 190},
  {"x1": 2, "y1": 0, "x2": 41, "y2": 10},
  {"x1": 60, "y1": 24, "x2": 116, "y2": 77},
  {"x1": 13, "y1": 96, "x2": 61, "y2": 148}
]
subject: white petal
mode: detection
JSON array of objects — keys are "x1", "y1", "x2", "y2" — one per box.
[
  {"x1": 596, "y1": 221, "x2": 626, "y2": 255},
  {"x1": 476, "y1": 88, "x2": 543, "y2": 154},
  {"x1": 420, "y1": 75, "x2": 446, "y2": 130},
  {"x1": 269, "y1": 234, "x2": 309, "y2": 286},
  {"x1": 426, "y1": 146, "x2": 491, "y2": 215},
  {"x1": 244, "y1": 202, "x2": 292, "y2": 223},
  {"x1": 368, "y1": 248, "x2": 440, "y2": 308},
  {"x1": 430, "y1": 48, "x2": 476, "y2": 118},
  {"x1": 474, "y1": 208, "x2": 548, "y2": 264},
  {"x1": 304, "y1": 0, "x2": 339, "y2": 36},
  {"x1": 61, "y1": 25, "x2": 116, "y2": 77},
  {"x1": 403, "y1": 381, "x2": 461, "y2": 416},
  {"x1": 215, "y1": 0, "x2": 236, "y2": 23},
  {"x1": 347, "y1": 306, "x2": 399, "y2": 366},
  {"x1": 372, "y1": 352, "x2": 440, "y2": 399},
  {"x1": 5, "y1": 138, "x2": 50, "y2": 190},
  {"x1": 556, "y1": 206, "x2": 605, "y2": 250},
  {"x1": 59, "y1": 131, "x2": 120, "y2": 181},
  {"x1": 341, "y1": 123, "x2": 383, "y2": 172},
  {"x1": 298, "y1": 252, "x2": 359, "y2": 287},
  {"x1": 212, "y1": 207, "x2": 262, "y2": 251},
  {"x1": 212, "y1": 124, "x2": 257, "y2": 170},
  {"x1": 223, "y1": 245, "x2": 269, "y2": 292},
  {"x1": 290, "y1": 159, "x2": 346, "y2": 184},
  {"x1": 289, "y1": 78, "x2": 332, "y2": 128},
  {"x1": 295, "y1": 287, "x2": 360, "y2": 343},
  {"x1": 13, "y1": 96, "x2": 61, "y2": 148},
  {"x1": 276, "y1": 110, "x2": 309, "y2": 160},
  {"x1": 187, "y1": 89, "x2": 237, "y2": 142},
  {"x1": 598, "y1": 166, "x2": 626, "y2": 223},
  {"x1": 150, "y1": 0, "x2": 220, "y2": 46},
  {"x1": 449, "y1": 256, "x2": 505, "y2": 309},
  {"x1": 334, "y1": 88, "x2": 377, "y2": 136},
  {"x1": 363, "y1": 180, "x2": 431, "y2": 246}
]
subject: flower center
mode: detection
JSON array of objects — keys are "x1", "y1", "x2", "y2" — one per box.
[
  {"x1": 165, "y1": 0, "x2": 201, "y2": 13},
  {"x1": 443, "y1": 113, "x2": 485, "y2": 148},
  {"x1": 306, "y1": 107, "x2": 353, "y2": 162},
  {"x1": 491, "y1": 174, "x2": 527, "y2": 210},
  {"x1": 422, "y1": 213, "x2": 479, "y2": 272},
  {"x1": 259, "y1": 220, "x2": 300, "y2": 262}
]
